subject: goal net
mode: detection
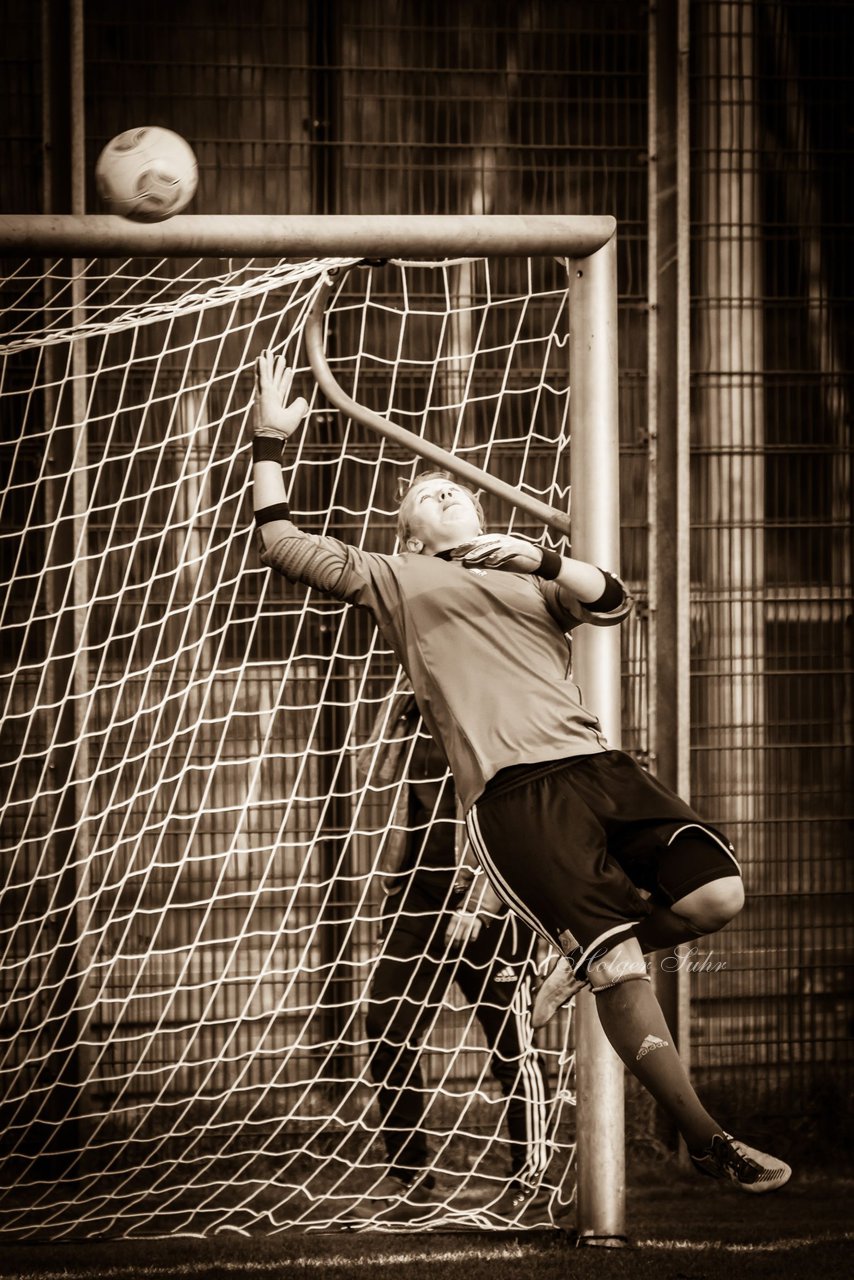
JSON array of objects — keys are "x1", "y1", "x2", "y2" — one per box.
[{"x1": 0, "y1": 247, "x2": 592, "y2": 1240}]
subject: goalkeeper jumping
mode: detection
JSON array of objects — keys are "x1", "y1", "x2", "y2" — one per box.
[{"x1": 251, "y1": 352, "x2": 791, "y2": 1196}]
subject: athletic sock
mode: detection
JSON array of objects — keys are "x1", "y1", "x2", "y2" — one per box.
[
  {"x1": 632, "y1": 905, "x2": 708, "y2": 955},
  {"x1": 593, "y1": 978, "x2": 720, "y2": 1153}
]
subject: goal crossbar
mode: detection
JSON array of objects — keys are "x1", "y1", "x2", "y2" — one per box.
[{"x1": 0, "y1": 213, "x2": 615, "y2": 258}]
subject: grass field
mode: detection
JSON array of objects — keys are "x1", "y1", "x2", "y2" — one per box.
[{"x1": 0, "y1": 1161, "x2": 850, "y2": 1280}]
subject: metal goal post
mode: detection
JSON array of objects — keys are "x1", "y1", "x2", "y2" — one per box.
[{"x1": 0, "y1": 211, "x2": 625, "y2": 1244}]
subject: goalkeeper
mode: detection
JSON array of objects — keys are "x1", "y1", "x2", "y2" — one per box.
[
  {"x1": 251, "y1": 353, "x2": 791, "y2": 1195},
  {"x1": 354, "y1": 686, "x2": 550, "y2": 1223}
]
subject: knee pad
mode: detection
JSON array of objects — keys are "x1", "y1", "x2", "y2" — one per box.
[{"x1": 587, "y1": 939, "x2": 650, "y2": 993}]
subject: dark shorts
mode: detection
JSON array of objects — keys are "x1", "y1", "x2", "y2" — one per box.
[{"x1": 465, "y1": 750, "x2": 739, "y2": 956}]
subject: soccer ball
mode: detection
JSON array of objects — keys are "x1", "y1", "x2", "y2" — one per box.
[{"x1": 95, "y1": 127, "x2": 198, "y2": 222}]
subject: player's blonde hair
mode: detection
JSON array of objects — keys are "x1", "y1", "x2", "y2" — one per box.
[{"x1": 395, "y1": 470, "x2": 485, "y2": 543}]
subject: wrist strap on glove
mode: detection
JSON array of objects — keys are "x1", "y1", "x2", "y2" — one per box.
[
  {"x1": 538, "y1": 547, "x2": 562, "y2": 580},
  {"x1": 252, "y1": 434, "x2": 286, "y2": 463}
]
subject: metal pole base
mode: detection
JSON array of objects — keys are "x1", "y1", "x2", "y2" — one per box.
[{"x1": 577, "y1": 1234, "x2": 629, "y2": 1248}]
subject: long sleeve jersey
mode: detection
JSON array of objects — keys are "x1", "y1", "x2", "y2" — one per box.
[{"x1": 257, "y1": 516, "x2": 632, "y2": 812}]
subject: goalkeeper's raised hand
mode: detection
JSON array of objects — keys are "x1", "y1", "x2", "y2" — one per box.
[
  {"x1": 253, "y1": 350, "x2": 309, "y2": 441},
  {"x1": 449, "y1": 532, "x2": 546, "y2": 575},
  {"x1": 450, "y1": 530, "x2": 612, "y2": 605}
]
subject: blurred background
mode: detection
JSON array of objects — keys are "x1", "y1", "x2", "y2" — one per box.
[{"x1": 0, "y1": 0, "x2": 850, "y2": 1169}]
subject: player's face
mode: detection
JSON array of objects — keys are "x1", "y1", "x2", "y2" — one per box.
[{"x1": 402, "y1": 478, "x2": 483, "y2": 554}]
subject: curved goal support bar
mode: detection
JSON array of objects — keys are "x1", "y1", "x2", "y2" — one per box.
[
  {"x1": 304, "y1": 268, "x2": 573, "y2": 539},
  {"x1": 0, "y1": 212, "x2": 615, "y2": 258}
]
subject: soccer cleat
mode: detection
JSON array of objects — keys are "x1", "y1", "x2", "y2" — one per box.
[
  {"x1": 690, "y1": 1133, "x2": 792, "y2": 1194},
  {"x1": 531, "y1": 947, "x2": 589, "y2": 1028},
  {"x1": 346, "y1": 1171, "x2": 441, "y2": 1222},
  {"x1": 481, "y1": 1180, "x2": 552, "y2": 1225}
]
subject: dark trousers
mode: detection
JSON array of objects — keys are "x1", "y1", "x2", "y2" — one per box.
[{"x1": 364, "y1": 902, "x2": 550, "y2": 1184}]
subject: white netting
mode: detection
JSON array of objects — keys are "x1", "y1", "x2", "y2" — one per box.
[{"x1": 0, "y1": 252, "x2": 579, "y2": 1240}]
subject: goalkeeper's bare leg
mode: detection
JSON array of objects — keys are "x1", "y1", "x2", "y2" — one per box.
[
  {"x1": 532, "y1": 928, "x2": 790, "y2": 1193},
  {"x1": 587, "y1": 937, "x2": 791, "y2": 1192},
  {"x1": 467, "y1": 763, "x2": 791, "y2": 1194},
  {"x1": 533, "y1": 868, "x2": 745, "y2": 1028}
]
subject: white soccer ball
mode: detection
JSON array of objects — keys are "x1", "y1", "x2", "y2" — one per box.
[{"x1": 95, "y1": 127, "x2": 198, "y2": 222}]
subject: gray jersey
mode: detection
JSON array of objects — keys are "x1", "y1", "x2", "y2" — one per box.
[{"x1": 257, "y1": 519, "x2": 632, "y2": 811}]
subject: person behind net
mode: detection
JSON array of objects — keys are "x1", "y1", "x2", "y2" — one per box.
[
  {"x1": 251, "y1": 353, "x2": 791, "y2": 1197},
  {"x1": 354, "y1": 683, "x2": 551, "y2": 1222}
]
